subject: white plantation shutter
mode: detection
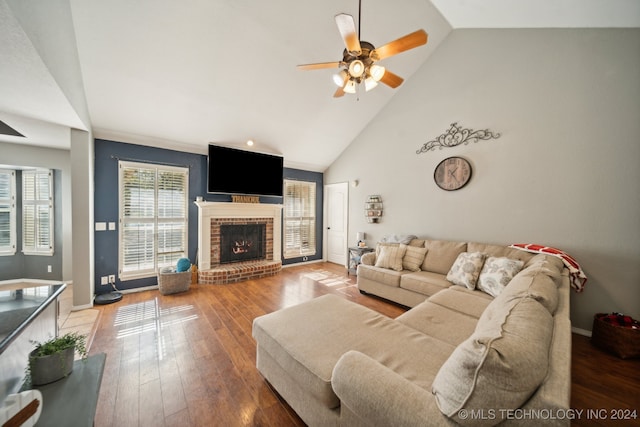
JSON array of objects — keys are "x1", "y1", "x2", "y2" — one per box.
[
  {"x1": 0, "y1": 170, "x2": 16, "y2": 255},
  {"x1": 283, "y1": 180, "x2": 316, "y2": 259},
  {"x1": 157, "y1": 170, "x2": 187, "y2": 266},
  {"x1": 22, "y1": 170, "x2": 53, "y2": 255},
  {"x1": 119, "y1": 161, "x2": 188, "y2": 280}
]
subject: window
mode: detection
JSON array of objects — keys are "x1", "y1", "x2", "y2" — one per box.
[
  {"x1": 0, "y1": 170, "x2": 16, "y2": 255},
  {"x1": 22, "y1": 169, "x2": 54, "y2": 255},
  {"x1": 283, "y1": 179, "x2": 316, "y2": 259},
  {"x1": 119, "y1": 161, "x2": 188, "y2": 280}
]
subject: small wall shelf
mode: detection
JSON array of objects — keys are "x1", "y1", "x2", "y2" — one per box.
[{"x1": 365, "y1": 195, "x2": 383, "y2": 223}]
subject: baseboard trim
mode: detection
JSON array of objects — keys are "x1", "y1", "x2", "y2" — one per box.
[
  {"x1": 572, "y1": 326, "x2": 592, "y2": 337},
  {"x1": 120, "y1": 285, "x2": 159, "y2": 294},
  {"x1": 282, "y1": 259, "x2": 324, "y2": 268}
]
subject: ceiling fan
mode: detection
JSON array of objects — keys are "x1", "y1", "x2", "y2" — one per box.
[{"x1": 297, "y1": 0, "x2": 428, "y2": 98}]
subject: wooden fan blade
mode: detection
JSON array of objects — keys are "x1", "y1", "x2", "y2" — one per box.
[
  {"x1": 335, "y1": 13, "x2": 362, "y2": 56},
  {"x1": 333, "y1": 86, "x2": 345, "y2": 98},
  {"x1": 379, "y1": 69, "x2": 404, "y2": 88},
  {"x1": 370, "y1": 29, "x2": 428, "y2": 61},
  {"x1": 297, "y1": 62, "x2": 341, "y2": 71}
]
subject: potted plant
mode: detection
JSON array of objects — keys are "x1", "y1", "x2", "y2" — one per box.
[{"x1": 26, "y1": 332, "x2": 88, "y2": 386}]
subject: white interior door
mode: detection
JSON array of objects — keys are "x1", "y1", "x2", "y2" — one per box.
[{"x1": 324, "y1": 182, "x2": 348, "y2": 266}]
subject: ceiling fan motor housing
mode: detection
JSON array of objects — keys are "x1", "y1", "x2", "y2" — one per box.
[{"x1": 342, "y1": 41, "x2": 375, "y2": 83}]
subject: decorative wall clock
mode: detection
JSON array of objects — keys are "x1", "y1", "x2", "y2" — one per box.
[{"x1": 434, "y1": 157, "x2": 472, "y2": 191}]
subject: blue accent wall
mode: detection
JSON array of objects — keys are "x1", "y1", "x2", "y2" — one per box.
[{"x1": 94, "y1": 139, "x2": 323, "y2": 294}]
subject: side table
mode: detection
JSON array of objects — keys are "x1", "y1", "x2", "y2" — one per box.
[{"x1": 348, "y1": 246, "x2": 375, "y2": 275}]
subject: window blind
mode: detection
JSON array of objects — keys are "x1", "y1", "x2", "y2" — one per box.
[
  {"x1": 119, "y1": 161, "x2": 188, "y2": 280},
  {"x1": 0, "y1": 170, "x2": 16, "y2": 255},
  {"x1": 22, "y1": 170, "x2": 53, "y2": 255},
  {"x1": 283, "y1": 179, "x2": 316, "y2": 259}
]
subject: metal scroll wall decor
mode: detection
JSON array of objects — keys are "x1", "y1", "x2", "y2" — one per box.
[{"x1": 416, "y1": 122, "x2": 501, "y2": 154}]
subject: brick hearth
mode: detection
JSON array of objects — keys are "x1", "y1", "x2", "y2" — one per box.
[{"x1": 197, "y1": 260, "x2": 282, "y2": 284}]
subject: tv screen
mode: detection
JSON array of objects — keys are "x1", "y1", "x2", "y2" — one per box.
[{"x1": 207, "y1": 145, "x2": 284, "y2": 197}]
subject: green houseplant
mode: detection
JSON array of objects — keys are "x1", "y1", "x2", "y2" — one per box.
[{"x1": 26, "y1": 332, "x2": 88, "y2": 386}]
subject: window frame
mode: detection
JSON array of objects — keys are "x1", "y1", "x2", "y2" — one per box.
[
  {"x1": 118, "y1": 161, "x2": 189, "y2": 281},
  {"x1": 283, "y1": 179, "x2": 317, "y2": 259},
  {"x1": 22, "y1": 169, "x2": 54, "y2": 256},
  {"x1": 0, "y1": 169, "x2": 16, "y2": 256}
]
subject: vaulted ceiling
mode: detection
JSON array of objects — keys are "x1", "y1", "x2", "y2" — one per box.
[{"x1": 1, "y1": 0, "x2": 638, "y2": 171}]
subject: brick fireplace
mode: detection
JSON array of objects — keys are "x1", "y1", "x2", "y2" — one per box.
[{"x1": 195, "y1": 202, "x2": 282, "y2": 284}]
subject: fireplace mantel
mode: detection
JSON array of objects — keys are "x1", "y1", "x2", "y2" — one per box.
[{"x1": 195, "y1": 201, "x2": 283, "y2": 270}]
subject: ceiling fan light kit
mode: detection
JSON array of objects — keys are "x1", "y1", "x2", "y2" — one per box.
[{"x1": 297, "y1": 1, "x2": 428, "y2": 98}]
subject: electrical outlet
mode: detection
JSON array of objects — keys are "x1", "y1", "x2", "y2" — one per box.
[
  {"x1": 101, "y1": 276, "x2": 108, "y2": 285},
  {"x1": 108, "y1": 274, "x2": 116, "y2": 283},
  {"x1": 47, "y1": 265, "x2": 52, "y2": 273}
]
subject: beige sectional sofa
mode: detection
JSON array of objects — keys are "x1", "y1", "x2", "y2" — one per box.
[{"x1": 252, "y1": 239, "x2": 572, "y2": 426}]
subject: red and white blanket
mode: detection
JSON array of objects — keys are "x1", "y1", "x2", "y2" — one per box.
[{"x1": 509, "y1": 243, "x2": 587, "y2": 293}]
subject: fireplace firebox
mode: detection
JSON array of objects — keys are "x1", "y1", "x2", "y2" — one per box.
[{"x1": 220, "y1": 224, "x2": 266, "y2": 264}]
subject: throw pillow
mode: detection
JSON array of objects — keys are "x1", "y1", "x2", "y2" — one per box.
[
  {"x1": 446, "y1": 252, "x2": 487, "y2": 289},
  {"x1": 477, "y1": 257, "x2": 525, "y2": 297},
  {"x1": 375, "y1": 244, "x2": 406, "y2": 271},
  {"x1": 402, "y1": 245, "x2": 428, "y2": 272},
  {"x1": 375, "y1": 242, "x2": 399, "y2": 257},
  {"x1": 176, "y1": 257, "x2": 191, "y2": 272}
]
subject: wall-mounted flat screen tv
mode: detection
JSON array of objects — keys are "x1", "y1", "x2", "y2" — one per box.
[{"x1": 207, "y1": 144, "x2": 284, "y2": 197}]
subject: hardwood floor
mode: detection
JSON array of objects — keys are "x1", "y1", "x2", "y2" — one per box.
[{"x1": 89, "y1": 262, "x2": 639, "y2": 427}]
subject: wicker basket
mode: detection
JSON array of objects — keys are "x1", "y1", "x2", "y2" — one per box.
[
  {"x1": 157, "y1": 270, "x2": 191, "y2": 295},
  {"x1": 591, "y1": 313, "x2": 640, "y2": 359}
]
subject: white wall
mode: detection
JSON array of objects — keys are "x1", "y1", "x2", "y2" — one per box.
[
  {"x1": 325, "y1": 28, "x2": 640, "y2": 331},
  {"x1": 6, "y1": 0, "x2": 95, "y2": 309}
]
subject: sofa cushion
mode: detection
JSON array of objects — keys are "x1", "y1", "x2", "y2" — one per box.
[
  {"x1": 467, "y1": 242, "x2": 534, "y2": 263},
  {"x1": 358, "y1": 264, "x2": 403, "y2": 288},
  {"x1": 422, "y1": 240, "x2": 467, "y2": 274},
  {"x1": 432, "y1": 296, "x2": 554, "y2": 426},
  {"x1": 523, "y1": 253, "x2": 565, "y2": 286},
  {"x1": 402, "y1": 245, "x2": 428, "y2": 272},
  {"x1": 396, "y1": 300, "x2": 479, "y2": 346},
  {"x1": 427, "y1": 287, "x2": 493, "y2": 319},
  {"x1": 375, "y1": 244, "x2": 406, "y2": 271},
  {"x1": 446, "y1": 252, "x2": 487, "y2": 289},
  {"x1": 477, "y1": 256, "x2": 525, "y2": 297},
  {"x1": 499, "y1": 258, "x2": 560, "y2": 314},
  {"x1": 399, "y1": 271, "x2": 451, "y2": 297}
]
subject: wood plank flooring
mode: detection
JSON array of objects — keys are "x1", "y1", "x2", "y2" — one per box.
[{"x1": 89, "y1": 262, "x2": 640, "y2": 427}]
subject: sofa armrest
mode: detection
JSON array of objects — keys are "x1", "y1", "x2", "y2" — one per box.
[
  {"x1": 360, "y1": 251, "x2": 376, "y2": 266},
  {"x1": 332, "y1": 350, "x2": 440, "y2": 426}
]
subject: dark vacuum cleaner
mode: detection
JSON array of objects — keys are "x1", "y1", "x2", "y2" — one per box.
[{"x1": 94, "y1": 280, "x2": 123, "y2": 305}]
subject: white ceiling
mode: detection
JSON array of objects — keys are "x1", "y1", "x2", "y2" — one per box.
[
  {"x1": 431, "y1": 0, "x2": 640, "y2": 29},
  {"x1": 1, "y1": 0, "x2": 639, "y2": 171}
]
